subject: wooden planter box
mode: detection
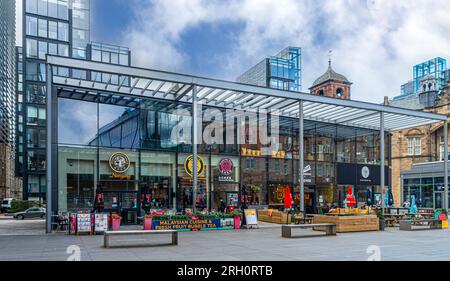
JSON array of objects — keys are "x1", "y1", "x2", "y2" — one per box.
[
  {"x1": 257, "y1": 210, "x2": 292, "y2": 224},
  {"x1": 312, "y1": 215, "x2": 379, "y2": 233}
]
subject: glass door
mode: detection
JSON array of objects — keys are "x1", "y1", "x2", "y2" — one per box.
[{"x1": 434, "y1": 192, "x2": 444, "y2": 209}]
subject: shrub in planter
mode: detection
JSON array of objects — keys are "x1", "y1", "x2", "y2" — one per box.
[{"x1": 9, "y1": 200, "x2": 39, "y2": 213}]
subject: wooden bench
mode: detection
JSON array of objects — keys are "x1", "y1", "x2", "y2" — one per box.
[
  {"x1": 281, "y1": 223, "x2": 336, "y2": 238},
  {"x1": 399, "y1": 219, "x2": 442, "y2": 231},
  {"x1": 104, "y1": 230, "x2": 178, "y2": 248}
]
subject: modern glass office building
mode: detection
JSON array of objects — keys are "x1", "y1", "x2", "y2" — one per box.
[
  {"x1": 237, "y1": 47, "x2": 302, "y2": 92},
  {"x1": 18, "y1": 0, "x2": 131, "y2": 201},
  {"x1": 0, "y1": 0, "x2": 17, "y2": 199},
  {"x1": 43, "y1": 55, "x2": 447, "y2": 230},
  {"x1": 0, "y1": 0, "x2": 16, "y2": 145}
]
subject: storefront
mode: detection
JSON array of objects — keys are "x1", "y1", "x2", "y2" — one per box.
[
  {"x1": 44, "y1": 55, "x2": 447, "y2": 231},
  {"x1": 401, "y1": 161, "x2": 450, "y2": 209}
]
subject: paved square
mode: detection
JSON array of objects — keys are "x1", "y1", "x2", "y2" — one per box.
[{"x1": 0, "y1": 219, "x2": 449, "y2": 261}]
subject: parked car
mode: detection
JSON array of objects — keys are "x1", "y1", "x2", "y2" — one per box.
[
  {"x1": 14, "y1": 208, "x2": 46, "y2": 220},
  {"x1": 1, "y1": 198, "x2": 14, "y2": 212}
]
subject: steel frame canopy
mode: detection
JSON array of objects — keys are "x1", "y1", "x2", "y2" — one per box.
[
  {"x1": 46, "y1": 55, "x2": 446, "y2": 132},
  {"x1": 45, "y1": 55, "x2": 449, "y2": 232}
]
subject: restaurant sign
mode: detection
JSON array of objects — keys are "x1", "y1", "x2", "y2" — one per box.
[
  {"x1": 109, "y1": 152, "x2": 130, "y2": 174},
  {"x1": 184, "y1": 155, "x2": 206, "y2": 177},
  {"x1": 152, "y1": 218, "x2": 234, "y2": 231},
  {"x1": 218, "y1": 158, "x2": 235, "y2": 182}
]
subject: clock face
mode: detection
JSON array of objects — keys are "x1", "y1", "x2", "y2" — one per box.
[{"x1": 109, "y1": 152, "x2": 130, "y2": 173}]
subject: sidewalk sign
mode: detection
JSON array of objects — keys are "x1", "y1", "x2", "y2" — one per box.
[{"x1": 244, "y1": 209, "x2": 258, "y2": 228}]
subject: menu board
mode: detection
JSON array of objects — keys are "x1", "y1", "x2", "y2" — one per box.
[
  {"x1": 77, "y1": 213, "x2": 92, "y2": 234},
  {"x1": 94, "y1": 214, "x2": 108, "y2": 233},
  {"x1": 244, "y1": 209, "x2": 258, "y2": 226}
]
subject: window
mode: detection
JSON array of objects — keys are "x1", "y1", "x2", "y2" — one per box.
[
  {"x1": 27, "y1": 128, "x2": 46, "y2": 148},
  {"x1": 57, "y1": 0, "x2": 69, "y2": 20},
  {"x1": 26, "y1": 84, "x2": 46, "y2": 104},
  {"x1": 48, "y1": 0, "x2": 58, "y2": 18},
  {"x1": 26, "y1": 39, "x2": 38, "y2": 58},
  {"x1": 58, "y1": 22, "x2": 69, "y2": 41},
  {"x1": 58, "y1": 44, "x2": 69, "y2": 57},
  {"x1": 336, "y1": 88, "x2": 343, "y2": 97},
  {"x1": 38, "y1": 41, "x2": 47, "y2": 60},
  {"x1": 92, "y1": 49, "x2": 101, "y2": 62},
  {"x1": 48, "y1": 21, "x2": 58, "y2": 39},
  {"x1": 414, "y1": 137, "x2": 421, "y2": 156},
  {"x1": 38, "y1": 19, "x2": 47, "y2": 38},
  {"x1": 26, "y1": 0, "x2": 38, "y2": 14},
  {"x1": 37, "y1": 0, "x2": 48, "y2": 16},
  {"x1": 407, "y1": 138, "x2": 414, "y2": 155},
  {"x1": 26, "y1": 16, "x2": 38, "y2": 36},
  {"x1": 407, "y1": 137, "x2": 421, "y2": 156},
  {"x1": 48, "y1": 43, "x2": 58, "y2": 55}
]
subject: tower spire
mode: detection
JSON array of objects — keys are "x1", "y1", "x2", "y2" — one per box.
[{"x1": 328, "y1": 50, "x2": 332, "y2": 67}]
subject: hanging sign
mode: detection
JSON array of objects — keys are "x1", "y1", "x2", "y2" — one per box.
[
  {"x1": 109, "y1": 152, "x2": 130, "y2": 174},
  {"x1": 184, "y1": 155, "x2": 206, "y2": 177}
]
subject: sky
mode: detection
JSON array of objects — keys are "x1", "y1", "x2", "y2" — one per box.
[{"x1": 16, "y1": 0, "x2": 450, "y2": 104}]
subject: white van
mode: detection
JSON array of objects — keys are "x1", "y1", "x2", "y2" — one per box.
[{"x1": 1, "y1": 198, "x2": 14, "y2": 212}]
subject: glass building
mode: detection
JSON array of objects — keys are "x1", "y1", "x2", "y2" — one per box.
[
  {"x1": 42, "y1": 55, "x2": 446, "y2": 231},
  {"x1": 0, "y1": 0, "x2": 17, "y2": 199},
  {"x1": 0, "y1": 0, "x2": 16, "y2": 146},
  {"x1": 18, "y1": 0, "x2": 131, "y2": 201},
  {"x1": 237, "y1": 47, "x2": 302, "y2": 92}
]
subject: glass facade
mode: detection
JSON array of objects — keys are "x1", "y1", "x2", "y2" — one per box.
[
  {"x1": 54, "y1": 90, "x2": 389, "y2": 216},
  {"x1": 413, "y1": 57, "x2": 447, "y2": 94},
  {"x1": 18, "y1": 0, "x2": 132, "y2": 201},
  {"x1": 402, "y1": 162, "x2": 450, "y2": 209},
  {"x1": 0, "y1": 0, "x2": 16, "y2": 145},
  {"x1": 237, "y1": 47, "x2": 302, "y2": 92}
]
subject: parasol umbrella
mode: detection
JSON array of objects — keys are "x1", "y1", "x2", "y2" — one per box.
[
  {"x1": 92, "y1": 184, "x2": 104, "y2": 213},
  {"x1": 284, "y1": 185, "x2": 293, "y2": 209},
  {"x1": 410, "y1": 195, "x2": 417, "y2": 214},
  {"x1": 388, "y1": 188, "x2": 394, "y2": 207},
  {"x1": 366, "y1": 188, "x2": 373, "y2": 206}
]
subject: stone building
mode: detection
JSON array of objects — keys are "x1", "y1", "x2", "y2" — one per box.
[{"x1": 388, "y1": 80, "x2": 450, "y2": 207}]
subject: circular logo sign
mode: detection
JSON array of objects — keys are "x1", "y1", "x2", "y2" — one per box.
[
  {"x1": 184, "y1": 155, "x2": 205, "y2": 177},
  {"x1": 361, "y1": 166, "x2": 370, "y2": 179},
  {"x1": 218, "y1": 158, "x2": 234, "y2": 176},
  {"x1": 109, "y1": 152, "x2": 130, "y2": 174}
]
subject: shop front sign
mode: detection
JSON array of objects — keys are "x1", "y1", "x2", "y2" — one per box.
[
  {"x1": 184, "y1": 155, "x2": 206, "y2": 177},
  {"x1": 241, "y1": 148, "x2": 261, "y2": 157},
  {"x1": 152, "y1": 218, "x2": 234, "y2": 231},
  {"x1": 337, "y1": 163, "x2": 389, "y2": 186},
  {"x1": 109, "y1": 152, "x2": 130, "y2": 174},
  {"x1": 218, "y1": 158, "x2": 234, "y2": 182}
]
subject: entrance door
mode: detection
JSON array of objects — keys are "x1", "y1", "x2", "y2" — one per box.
[
  {"x1": 101, "y1": 180, "x2": 139, "y2": 225},
  {"x1": 434, "y1": 192, "x2": 444, "y2": 209}
]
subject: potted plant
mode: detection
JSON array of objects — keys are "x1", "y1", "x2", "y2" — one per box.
[
  {"x1": 376, "y1": 209, "x2": 385, "y2": 231},
  {"x1": 143, "y1": 214, "x2": 152, "y2": 230},
  {"x1": 110, "y1": 213, "x2": 121, "y2": 231}
]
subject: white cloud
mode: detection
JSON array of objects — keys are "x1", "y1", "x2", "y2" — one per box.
[
  {"x1": 15, "y1": 0, "x2": 22, "y2": 46},
  {"x1": 120, "y1": 0, "x2": 450, "y2": 103}
]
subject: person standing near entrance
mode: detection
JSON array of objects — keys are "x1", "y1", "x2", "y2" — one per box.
[{"x1": 92, "y1": 185, "x2": 105, "y2": 213}]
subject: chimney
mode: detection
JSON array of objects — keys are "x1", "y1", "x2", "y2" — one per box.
[{"x1": 383, "y1": 96, "x2": 389, "y2": 106}]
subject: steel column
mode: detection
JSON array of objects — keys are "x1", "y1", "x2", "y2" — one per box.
[
  {"x1": 299, "y1": 100, "x2": 305, "y2": 212},
  {"x1": 192, "y1": 85, "x2": 198, "y2": 213},
  {"x1": 380, "y1": 112, "x2": 385, "y2": 216},
  {"x1": 46, "y1": 64, "x2": 53, "y2": 233},
  {"x1": 444, "y1": 120, "x2": 448, "y2": 210}
]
